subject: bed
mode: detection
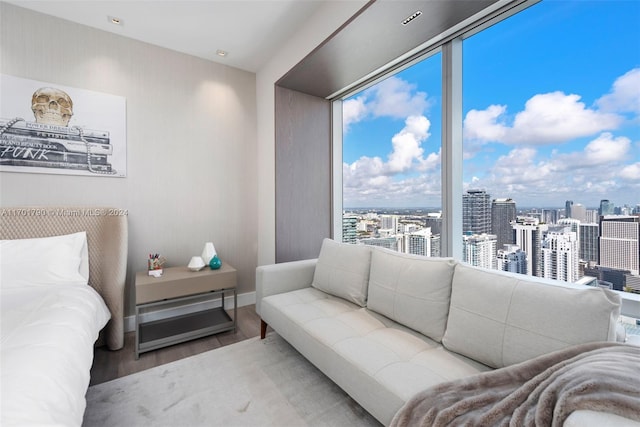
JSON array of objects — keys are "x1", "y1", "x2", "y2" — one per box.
[{"x1": 0, "y1": 206, "x2": 127, "y2": 426}]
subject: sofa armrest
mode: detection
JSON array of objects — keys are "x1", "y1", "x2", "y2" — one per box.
[{"x1": 255, "y1": 258, "x2": 317, "y2": 316}]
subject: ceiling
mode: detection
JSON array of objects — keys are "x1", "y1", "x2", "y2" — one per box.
[
  {"x1": 3, "y1": 0, "x2": 335, "y2": 73},
  {"x1": 5, "y1": 0, "x2": 515, "y2": 96}
]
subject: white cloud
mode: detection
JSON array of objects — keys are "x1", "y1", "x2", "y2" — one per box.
[
  {"x1": 596, "y1": 68, "x2": 640, "y2": 115},
  {"x1": 387, "y1": 115, "x2": 430, "y2": 173},
  {"x1": 547, "y1": 133, "x2": 631, "y2": 170},
  {"x1": 343, "y1": 97, "x2": 367, "y2": 130},
  {"x1": 464, "y1": 92, "x2": 622, "y2": 145},
  {"x1": 582, "y1": 133, "x2": 630, "y2": 163},
  {"x1": 342, "y1": 76, "x2": 430, "y2": 132},
  {"x1": 463, "y1": 104, "x2": 508, "y2": 142},
  {"x1": 620, "y1": 163, "x2": 640, "y2": 181},
  {"x1": 466, "y1": 133, "x2": 638, "y2": 205},
  {"x1": 344, "y1": 69, "x2": 640, "y2": 207},
  {"x1": 343, "y1": 115, "x2": 441, "y2": 206},
  {"x1": 366, "y1": 77, "x2": 429, "y2": 119},
  {"x1": 418, "y1": 150, "x2": 441, "y2": 172},
  {"x1": 509, "y1": 92, "x2": 622, "y2": 144}
]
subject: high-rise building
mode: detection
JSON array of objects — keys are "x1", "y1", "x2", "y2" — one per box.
[
  {"x1": 430, "y1": 234, "x2": 441, "y2": 257},
  {"x1": 463, "y1": 189, "x2": 491, "y2": 235},
  {"x1": 586, "y1": 209, "x2": 599, "y2": 224},
  {"x1": 491, "y1": 198, "x2": 516, "y2": 250},
  {"x1": 568, "y1": 203, "x2": 587, "y2": 223},
  {"x1": 342, "y1": 215, "x2": 358, "y2": 244},
  {"x1": 565, "y1": 200, "x2": 573, "y2": 219},
  {"x1": 497, "y1": 244, "x2": 527, "y2": 274},
  {"x1": 617, "y1": 205, "x2": 633, "y2": 216},
  {"x1": 599, "y1": 215, "x2": 639, "y2": 275},
  {"x1": 512, "y1": 216, "x2": 548, "y2": 277},
  {"x1": 380, "y1": 215, "x2": 400, "y2": 234},
  {"x1": 579, "y1": 223, "x2": 599, "y2": 262},
  {"x1": 404, "y1": 228, "x2": 432, "y2": 256},
  {"x1": 599, "y1": 200, "x2": 615, "y2": 216},
  {"x1": 462, "y1": 233, "x2": 497, "y2": 269},
  {"x1": 424, "y1": 212, "x2": 442, "y2": 235},
  {"x1": 558, "y1": 217, "x2": 580, "y2": 257},
  {"x1": 558, "y1": 218, "x2": 580, "y2": 233},
  {"x1": 542, "y1": 209, "x2": 558, "y2": 225},
  {"x1": 541, "y1": 225, "x2": 579, "y2": 282}
]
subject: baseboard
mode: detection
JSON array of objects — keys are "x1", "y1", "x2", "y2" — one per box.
[{"x1": 124, "y1": 291, "x2": 256, "y2": 333}]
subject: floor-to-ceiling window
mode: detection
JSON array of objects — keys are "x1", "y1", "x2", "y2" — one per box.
[
  {"x1": 341, "y1": 51, "x2": 443, "y2": 256},
  {"x1": 462, "y1": 0, "x2": 640, "y2": 290},
  {"x1": 337, "y1": 0, "x2": 640, "y2": 293}
]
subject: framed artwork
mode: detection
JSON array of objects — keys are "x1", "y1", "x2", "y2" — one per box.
[{"x1": 0, "y1": 74, "x2": 126, "y2": 177}]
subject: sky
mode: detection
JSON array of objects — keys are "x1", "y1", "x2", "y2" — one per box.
[{"x1": 342, "y1": 0, "x2": 640, "y2": 209}]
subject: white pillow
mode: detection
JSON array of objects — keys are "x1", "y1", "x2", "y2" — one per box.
[
  {"x1": 0, "y1": 232, "x2": 88, "y2": 288},
  {"x1": 442, "y1": 262, "x2": 621, "y2": 368},
  {"x1": 367, "y1": 248, "x2": 456, "y2": 342},
  {"x1": 311, "y1": 238, "x2": 372, "y2": 307}
]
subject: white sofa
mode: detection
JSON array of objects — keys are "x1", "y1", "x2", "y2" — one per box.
[{"x1": 256, "y1": 239, "x2": 627, "y2": 426}]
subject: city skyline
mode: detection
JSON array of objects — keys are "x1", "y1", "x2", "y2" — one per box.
[
  {"x1": 344, "y1": 199, "x2": 639, "y2": 212},
  {"x1": 342, "y1": 0, "x2": 640, "y2": 208},
  {"x1": 343, "y1": 207, "x2": 639, "y2": 293}
]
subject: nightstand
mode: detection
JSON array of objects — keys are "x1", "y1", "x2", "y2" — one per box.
[{"x1": 135, "y1": 264, "x2": 237, "y2": 358}]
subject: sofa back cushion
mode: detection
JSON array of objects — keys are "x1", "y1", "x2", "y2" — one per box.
[
  {"x1": 367, "y1": 248, "x2": 456, "y2": 342},
  {"x1": 311, "y1": 238, "x2": 372, "y2": 307},
  {"x1": 442, "y1": 262, "x2": 621, "y2": 368}
]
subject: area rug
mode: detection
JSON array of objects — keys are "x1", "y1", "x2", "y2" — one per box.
[{"x1": 83, "y1": 333, "x2": 382, "y2": 426}]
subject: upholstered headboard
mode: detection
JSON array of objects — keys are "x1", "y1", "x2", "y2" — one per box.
[{"x1": 0, "y1": 207, "x2": 128, "y2": 350}]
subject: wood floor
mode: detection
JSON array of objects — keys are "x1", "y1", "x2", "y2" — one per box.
[{"x1": 90, "y1": 304, "x2": 262, "y2": 386}]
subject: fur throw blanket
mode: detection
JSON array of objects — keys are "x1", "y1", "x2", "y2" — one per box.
[{"x1": 390, "y1": 342, "x2": 640, "y2": 427}]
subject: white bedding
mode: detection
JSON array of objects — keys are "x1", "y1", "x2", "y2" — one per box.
[{"x1": 0, "y1": 284, "x2": 110, "y2": 426}]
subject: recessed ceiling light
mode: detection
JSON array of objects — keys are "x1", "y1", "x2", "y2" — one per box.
[
  {"x1": 216, "y1": 50, "x2": 228, "y2": 58},
  {"x1": 108, "y1": 16, "x2": 123, "y2": 25},
  {"x1": 401, "y1": 10, "x2": 422, "y2": 25}
]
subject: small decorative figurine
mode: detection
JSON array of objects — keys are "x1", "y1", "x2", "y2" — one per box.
[{"x1": 148, "y1": 253, "x2": 166, "y2": 277}]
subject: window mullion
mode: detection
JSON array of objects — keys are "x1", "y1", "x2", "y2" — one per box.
[{"x1": 441, "y1": 38, "x2": 463, "y2": 259}]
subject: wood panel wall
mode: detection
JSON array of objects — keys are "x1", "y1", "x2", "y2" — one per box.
[{"x1": 275, "y1": 86, "x2": 331, "y2": 262}]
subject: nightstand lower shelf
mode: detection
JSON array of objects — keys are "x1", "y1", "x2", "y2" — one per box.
[{"x1": 138, "y1": 307, "x2": 234, "y2": 355}]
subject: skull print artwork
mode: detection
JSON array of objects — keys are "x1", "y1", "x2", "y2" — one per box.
[{"x1": 31, "y1": 87, "x2": 73, "y2": 126}]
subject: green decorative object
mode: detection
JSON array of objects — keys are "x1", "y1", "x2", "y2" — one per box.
[{"x1": 209, "y1": 254, "x2": 222, "y2": 270}]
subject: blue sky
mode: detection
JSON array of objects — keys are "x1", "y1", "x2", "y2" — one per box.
[{"x1": 343, "y1": 0, "x2": 640, "y2": 209}]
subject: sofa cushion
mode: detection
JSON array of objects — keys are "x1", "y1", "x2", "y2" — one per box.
[
  {"x1": 367, "y1": 248, "x2": 456, "y2": 342},
  {"x1": 311, "y1": 238, "x2": 371, "y2": 307},
  {"x1": 442, "y1": 262, "x2": 621, "y2": 368}
]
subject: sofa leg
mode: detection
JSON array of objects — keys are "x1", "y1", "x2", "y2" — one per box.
[{"x1": 260, "y1": 319, "x2": 268, "y2": 339}]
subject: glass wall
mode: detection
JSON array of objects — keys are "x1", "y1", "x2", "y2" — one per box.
[
  {"x1": 338, "y1": 0, "x2": 640, "y2": 293},
  {"x1": 341, "y1": 52, "x2": 443, "y2": 256},
  {"x1": 462, "y1": 1, "x2": 640, "y2": 290}
]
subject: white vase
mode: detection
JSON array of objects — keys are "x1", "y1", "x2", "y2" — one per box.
[{"x1": 201, "y1": 242, "x2": 217, "y2": 264}]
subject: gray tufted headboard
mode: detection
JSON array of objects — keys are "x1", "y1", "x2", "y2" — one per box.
[{"x1": 0, "y1": 207, "x2": 128, "y2": 350}]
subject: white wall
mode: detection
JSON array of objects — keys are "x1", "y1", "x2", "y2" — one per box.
[
  {"x1": 0, "y1": 3, "x2": 258, "y2": 316},
  {"x1": 255, "y1": 0, "x2": 367, "y2": 266}
]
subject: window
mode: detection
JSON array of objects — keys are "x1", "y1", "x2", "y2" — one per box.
[
  {"x1": 462, "y1": 0, "x2": 640, "y2": 291},
  {"x1": 337, "y1": 0, "x2": 640, "y2": 293},
  {"x1": 341, "y1": 52, "x2": 443, "y2": 256}
]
